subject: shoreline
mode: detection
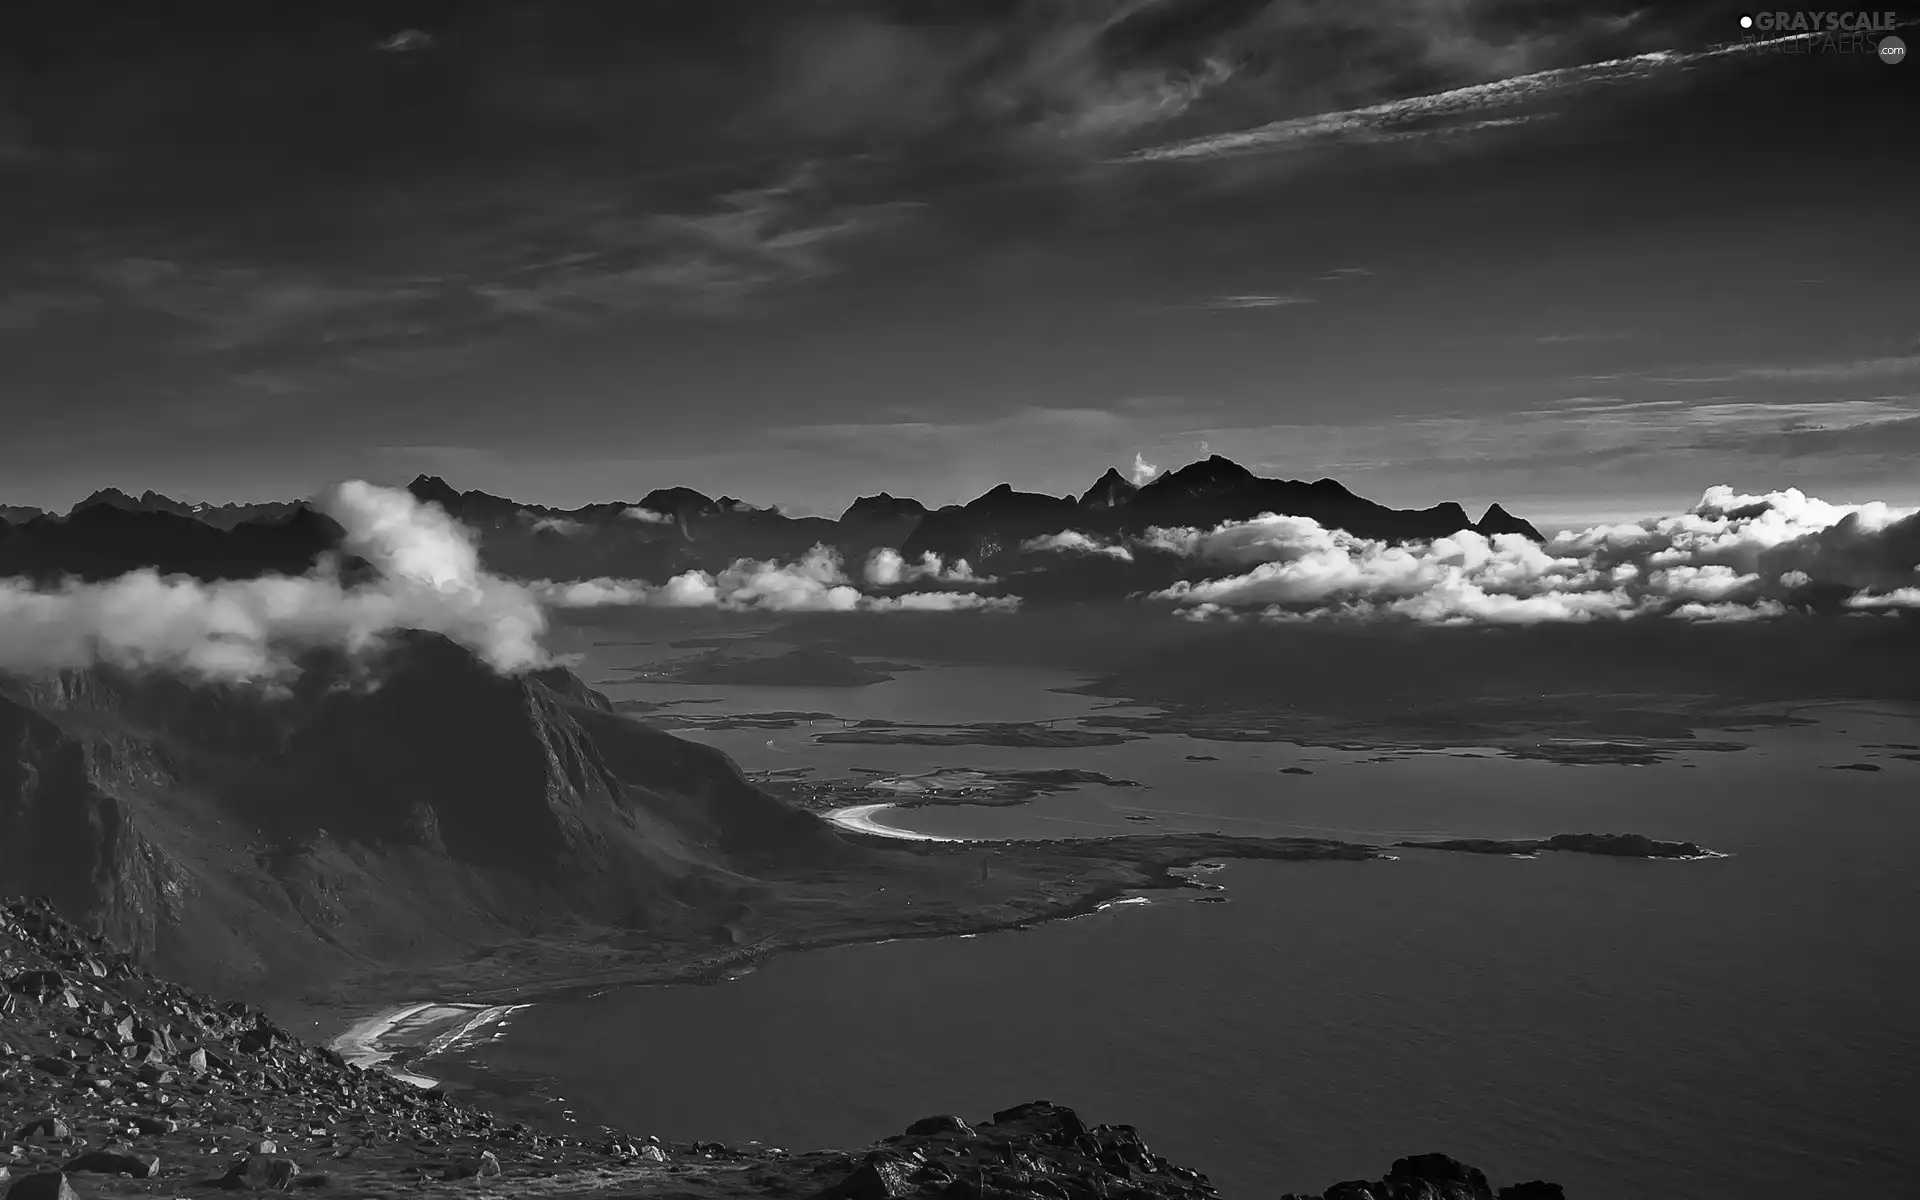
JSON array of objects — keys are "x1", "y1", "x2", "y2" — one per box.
[
  {"x1": 821, "y1": 801, "x2": 973, "y2": 841},
  {"x1": 319, "y1": 837, "x2": 1389, "y2": 1079}
]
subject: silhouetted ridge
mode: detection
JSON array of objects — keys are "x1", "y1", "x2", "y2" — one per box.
[
  {"x1": 900, "y1": 455, "x2": 1534, "y2": 567},
  {"x1": 9, "y1": 464, "x2": 1545, "y2": 587}
]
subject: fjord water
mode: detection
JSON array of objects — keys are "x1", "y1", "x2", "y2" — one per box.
[{"x1": 437, "y1": 630, "x2": 1920, "y2": 1197}]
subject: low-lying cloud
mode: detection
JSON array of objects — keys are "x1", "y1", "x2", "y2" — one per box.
[
  {"x1": 1016, "y1": 485, "x2": 1919, "y2": 624},
  {"x1": 537, "y1": 545, "x2": 1016, "y2": 614},
  {"x1": 861, "y1": 547, "x2": 985, "y2": 586},
  {"x1": 1022, "y1": 531, "x2": 1135, "y2": 562},
  {"x1": 0, "y1": 482, "x2": 550, "y2": 683},
  {"x1": 1135, "y1": 486, "x2": 1920, "y2": 624},
  {"x1": 0, "y1": 492, "x2": 1024, "y2": 686}
]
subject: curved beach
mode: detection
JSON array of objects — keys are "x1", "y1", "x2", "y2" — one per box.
[{"x1": 822, "y1": 802, "x2": 974, "y2": 842}]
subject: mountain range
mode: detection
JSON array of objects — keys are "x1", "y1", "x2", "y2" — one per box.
[{"x1": 0, "y1": 457, "x2": 1542, "y2": 587}]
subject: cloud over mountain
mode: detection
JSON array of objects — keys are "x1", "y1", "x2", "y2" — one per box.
[
  {"x1": 862, "y1": 547, "x2": 984, "y2": 586},
  {"x1": 1143, "y1": 486, "x2": 1920, "y2": 624},
  {"x1": 0, "y1": 482, "x2": 549, "y2": 683}
]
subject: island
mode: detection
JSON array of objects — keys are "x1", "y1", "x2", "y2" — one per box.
[{"x1": 1395, "y1": 832, "x2": 1718, "y2": 859}]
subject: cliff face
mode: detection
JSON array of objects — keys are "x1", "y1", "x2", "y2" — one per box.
[{"x1": 0, "y1": 636, "x2": 832, "y2": 998}]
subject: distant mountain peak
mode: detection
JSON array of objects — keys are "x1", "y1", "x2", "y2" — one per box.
[
  {"x1": 1140, "y1": 454, "x2": 1256, "y2": 499},
  {"x1": 637, "y1": 486, "x2": 718, "y2": 518},
  {"x1": 965, "y1": 482, "x2": 1077, "y2": 513},
  {"x1": 70, "y1": 487, "x2": 194, "y2": 518},
  {"x1": 1476, "y1": 502, "x2": 1545, "y2": 541},
  {"x1": 840, "y1": 493, "x2": 929, "y2": 523},
  {"x1": 405, "y1": 475, "x2": 464, "y2": 508},
  {"x1": 1079, "y1": 467, "x2": 1140, "y2": 510}
]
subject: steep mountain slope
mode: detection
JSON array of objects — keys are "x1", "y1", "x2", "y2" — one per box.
[{"x1": 0, "y1": 636, "x2": 834, "y2": 998}]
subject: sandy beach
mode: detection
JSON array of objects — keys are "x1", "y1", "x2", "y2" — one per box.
[
  {"x1": 332, "y1": 1001, "x2": 529, "y2": 1088},
  {"x1": 822, "y1": 802, "x2": 974, "y2": 842}
]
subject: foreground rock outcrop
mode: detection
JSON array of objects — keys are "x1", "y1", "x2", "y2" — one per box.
[{"x1": 1, "y1": 897, "x2": 1572, "y2": 1198}]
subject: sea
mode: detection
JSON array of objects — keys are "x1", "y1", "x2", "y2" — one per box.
[{"x1": 419, "y1": 621, "x2": 1920, "y2": 1199}]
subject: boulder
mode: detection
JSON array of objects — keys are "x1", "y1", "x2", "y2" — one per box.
[
  {"x1": 902, "y1": 1115, "x2": 974, "y2": 1138},
  {"x1": 61, "y1": 1151, "x2": 159, "y2": 1179},
  {"x1": 1388, "y1": 1153, "x2": 1493, "y2": 1200},
  {"x1": 220, "y1": 1154, "x2": 300, "y2": 1191},
  {"x1": 805, "y1": 1156, "x2": 917, "y2": 1200},
  {"x1": 3, "y1": 1172, "x2": 82, "y2": 1200},
  {"x1": 986, "y1": 1102, "x2": 1088, "y2": 1147},
  {"x1": 12, "y1": 1119, "x2": 68, "y2": 1142}
]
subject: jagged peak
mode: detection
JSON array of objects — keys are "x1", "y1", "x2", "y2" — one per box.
[
  {"x1": 1078, "y1": 466, "x2": 1140, "y2": 509},
  {"x1": 1162, "y1": 454, "x2": 1254, "y2": 482},
  {"x1": 1476, "y1": 502, "x2": 1546, "y2": 541},
  {"x1": 405, "y1": 474, "x2": 464, "y2": 507},
  {"x1": 840, "y1": 492, "x2": 929, "y2": 522},
  {"x1": 70, "y1": 486, "x2": 141, "y2": 514}
]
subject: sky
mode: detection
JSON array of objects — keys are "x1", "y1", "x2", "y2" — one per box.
[{"x1": 2, "y1": 0, "x2": 1916, "y2": 525}]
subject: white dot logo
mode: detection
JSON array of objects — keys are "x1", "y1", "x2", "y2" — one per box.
[
  {"x1": 1739, "y1": 14, "x2": 1754, "y2": 29},
  {"x1": 1881, "y1": 35, "x2": 1907, "y2": 64}
]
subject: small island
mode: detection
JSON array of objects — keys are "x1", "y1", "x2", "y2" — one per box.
[
  {"x1": 816, "y1": 721, "x2": 1141, "y2": 748},
  {"x1": 1395, "y1": 832, "x2": 1718, "y2": 859}
]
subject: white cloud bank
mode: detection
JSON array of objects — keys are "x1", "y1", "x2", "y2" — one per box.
[
  {"x1": 0, "y1": 493, "x2": 1021, "y2": 686},
  {"x1": 1022, "y1": 531, "x2": 1135, "y2": 562},
  {"x1": 0, "y1": 481, "x2": 549, "y2": 683},
  {"x1": 535, "y1": 545, "x2": 1017, "y2": 614},
  {"x1": 1138, "y1": 486, "x2": 1920, "y2": 624},
  {"x1": 861, "y1": 547, "x2": 987, "y2": 586}
]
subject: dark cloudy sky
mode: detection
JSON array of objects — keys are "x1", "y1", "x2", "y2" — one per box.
[{"x1": 2, "y1": 1, "x2": 1915, "y2": 524}]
